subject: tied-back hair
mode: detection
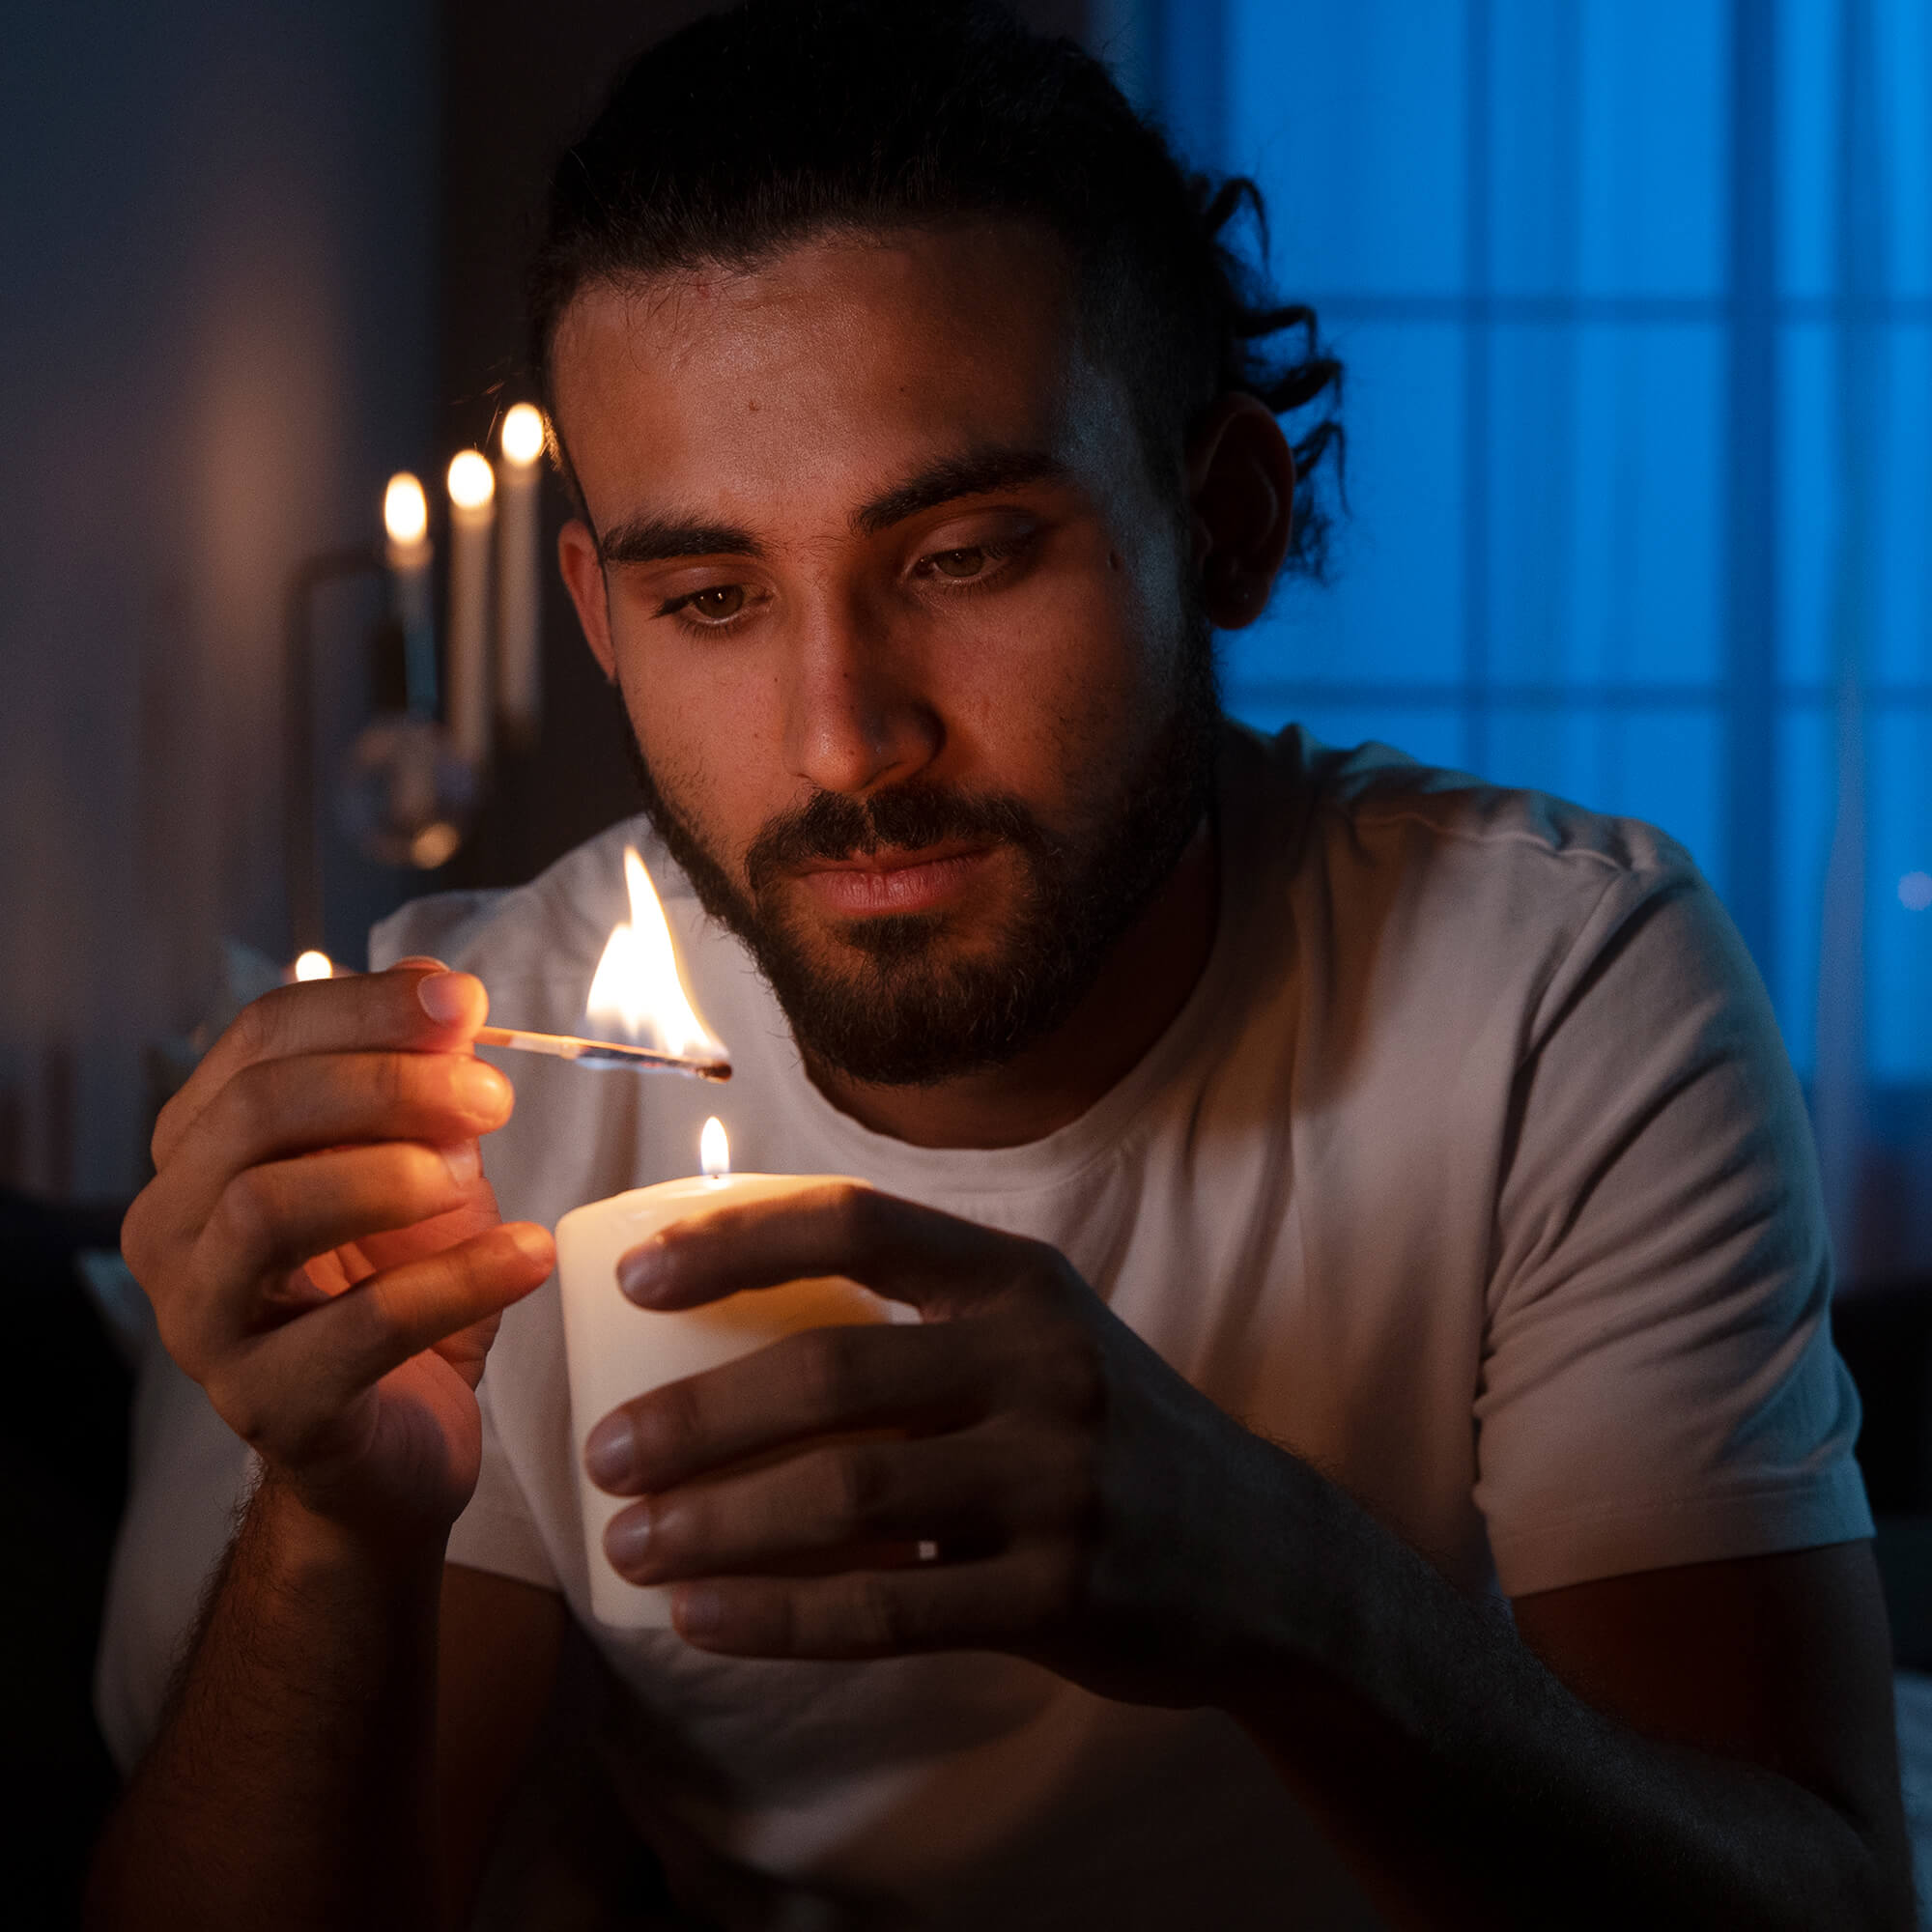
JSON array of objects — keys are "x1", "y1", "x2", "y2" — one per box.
[{"x1": 529, "y1": 0, "x2": 1344, "y2": 579}]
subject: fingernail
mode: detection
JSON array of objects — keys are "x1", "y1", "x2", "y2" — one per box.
[
  {"x1": 454, "y1": 1057, "x2": 510, "y2": 1115},
  {"x1": 617, "y1": 1239, "x2": 668, "y2": 1304},
  {"x1": 675, "y1": 1585, "x2": 722, "y2": 1637},
  {"x1": 585, "y1": 1413, "x2": 636, "y2": 1489},
  {"x1": 391, "y1": 954, "x2": 448, "y2": 972},
  {"x1": 439, "y1": 1142, "x2": 480, "y2": 1189},
  {"x1": 506, "y1": 1222, "x2": 553, "y2": 1267},
  {"x1": 417, "y1": 970, "x2": 471, "y2": 1026},
  {"x1": 604, "y1": 1506, "x2": 652, "y2": 1573}
]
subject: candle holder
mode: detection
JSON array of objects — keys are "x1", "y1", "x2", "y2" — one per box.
[{"x1": 281, "y1": 410, "x2": 549, "y2": 959}]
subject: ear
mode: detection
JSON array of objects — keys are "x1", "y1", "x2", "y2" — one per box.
[
  {"x1": 1184, "y1": 394, "x2": 1296, "y2": 630},
  {"x1": 557, "y1": 519, "x2": 618, "y2": 682}
]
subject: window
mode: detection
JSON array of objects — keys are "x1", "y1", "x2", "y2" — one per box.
[{"x1": 1124, "y1": 0, "x2": 1932, "y2": 1126}]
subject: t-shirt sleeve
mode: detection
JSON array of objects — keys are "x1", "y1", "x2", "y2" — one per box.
[
  {"x1": 1474, "y1": 866, "x2": 1871, "y2": 1599},
  {"x1": 444, "y1": 1372, "x2": 558, "y2": 1590}
]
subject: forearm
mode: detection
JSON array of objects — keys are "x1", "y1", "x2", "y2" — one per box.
[
  {"x1": 87, "y1": 1473, "x2": 447, "y2": 1932},
  {"x1": 1225, "y1": 1457, "x2": 1901, "y2": 1930}
]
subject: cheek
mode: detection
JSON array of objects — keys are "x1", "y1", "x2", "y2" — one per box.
[
  {"x1": 614, "y1": 630, "x2": 787, "y2": 867},
  {"x1": 942, "y1": 549, "x2": 1172, "y2": 788}
]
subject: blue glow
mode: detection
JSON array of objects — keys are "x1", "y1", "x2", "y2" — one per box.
[{"x1": 1196, "y1": 0, "x2": 1932, "y2": 1081}]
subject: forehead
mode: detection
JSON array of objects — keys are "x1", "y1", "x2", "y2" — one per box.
[{"x1": 550, "y1": 222, "x2": 1132, "y2": 526}]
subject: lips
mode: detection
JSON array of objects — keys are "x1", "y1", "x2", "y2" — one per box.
[{"x1": 795, "y1": 841, "x2": 995, "y2": 917}]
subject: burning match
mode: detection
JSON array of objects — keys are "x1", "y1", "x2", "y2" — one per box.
[
  {"x1": 475, "y1": 844, "x2": 731, "y2": 1083},
  {"x1": 475, "y1": 1025, "x2": 730, "y2": 1081}
]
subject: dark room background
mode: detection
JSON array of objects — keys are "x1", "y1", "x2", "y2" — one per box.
[{"x1": 5, "y1": 0, "x2": 1930, "y2": 1281}]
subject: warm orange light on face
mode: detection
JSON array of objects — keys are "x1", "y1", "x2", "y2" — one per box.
[{"x1": 584, "y1": 847, "x2": 727, "y2": 1063}]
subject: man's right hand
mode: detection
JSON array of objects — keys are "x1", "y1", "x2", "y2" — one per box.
[{"x1": 121, "y1": 959, "x2": 555, "y2": 1543}]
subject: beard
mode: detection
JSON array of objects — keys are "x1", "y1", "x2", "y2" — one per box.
[{"x1": 620, "y1": 609, "x2": 1221, "y2": 1089}]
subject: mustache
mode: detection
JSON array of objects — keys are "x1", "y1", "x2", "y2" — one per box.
[{"x1": 744, "y1": 782, "x2": 1053, "y2": 896}]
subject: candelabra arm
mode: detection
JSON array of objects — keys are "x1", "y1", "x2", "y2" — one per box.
[{"x1": 284, "y1": 547, "x2": 384, "y2": 958}]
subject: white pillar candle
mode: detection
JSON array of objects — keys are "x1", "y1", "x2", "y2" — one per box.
[
  {"x1": 495, "y1": 403, "x2": 545, "y2": 750},
  {"x1": 444, "y1": 450, "x2": 495, "y2": 768},
  {"x1": 556, "y1": 1131, "x2": 908, "y2": 1629},
  {"x1": 383, "y1": 471, "x2": 436, "y2": 714}
]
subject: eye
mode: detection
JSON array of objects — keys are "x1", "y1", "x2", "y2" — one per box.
[
  {"x1": 663, "y1": 583, "x2": 748, "y2": 624},
  {"x1": 925, "y1": 547, "x2": 988, "y2": 580}
]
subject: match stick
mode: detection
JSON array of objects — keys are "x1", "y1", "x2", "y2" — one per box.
[{"x1": 475, "y1": 1026, "x2": 731, "y2": 1082}]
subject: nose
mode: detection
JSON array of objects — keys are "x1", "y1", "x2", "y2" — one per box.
[{"x1": 781, "y1": 593, "x2": 943, "y2": 798}]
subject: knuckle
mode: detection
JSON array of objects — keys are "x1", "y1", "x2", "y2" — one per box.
[
  {"x1": 792, "y1": 1327, "x2": 857, "y2": 1415},
  {"x1": 848, "y1": 1575, "x2": 907, "y2": 1650},
  {"x1": 639, "y1": 1376, "x2": 702, "y2": 1464},
  {"x1": 347, "y1": 1274, "x2": 409, "y2": 1356},
  {"x1": 826, "y1": 1181, "x2": 878, "y2": 1246},
  {"x1": 213, "y1": 1165, "x2": 280, "y2": 1261},
  {"x1": 369, "y1": 1047, "x2": 413, "y2": 1114},
  {"x1": 222, "y1": 1060, "x2": 279, "y2": 1149},
  {"x1": 830, "y1": 1444, "x2": 893, "y2": 1530},
  {"x1": 119, "y1": 1194, "x2": 155, "y2": 1280},
  {"x1": 228, "y1": 992, "x2": 274, "y2": 1064}
]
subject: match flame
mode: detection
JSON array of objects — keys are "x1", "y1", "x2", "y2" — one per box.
[
  {"x1": 584, "y1": 847, "x2": 727, "y2": 1064},
  {"x1": 700, "y1": 1116, "x2": 729, "y2": 1179}
]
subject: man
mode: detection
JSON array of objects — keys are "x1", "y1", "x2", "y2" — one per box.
[{"x1": 92, "y1": 3, "x2": 1910, "y2": 1926}]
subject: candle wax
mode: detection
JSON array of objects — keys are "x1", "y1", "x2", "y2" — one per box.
[{"x1": 556, "y1": 1172, "x2": 910, "y2": 1628}]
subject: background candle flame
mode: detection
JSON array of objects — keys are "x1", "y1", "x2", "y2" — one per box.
[
  {"x1": 584, "y1": 848, "x2": 727, "y2": 1063},
  {"x1": 699, "y1": 1116, "x2": 729, "y2": 1179}
]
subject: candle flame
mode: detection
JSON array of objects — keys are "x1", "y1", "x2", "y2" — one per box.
[
  {"x1": 700, "y1": 1116, "x2": 729, "y2": 1179},
  {"x1": 500, "y1": 403, "x2": 546, "y2": 467},
  {"x1": 384, "y1": 472, "x2": 428, "y2": 546},
  {"x1": 292, "y1": 950, "x2": 333, "y2": 981},
  {"x1": 584, "y1": 847, "x2": 727, "y2": 1063},
  {"x1": 447, "y1": 449, "x2": 495, "y2": 510}
]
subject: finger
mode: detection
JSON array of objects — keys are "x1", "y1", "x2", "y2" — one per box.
[
  {"x1": 215, "y1": 1221, "x2": 554, "y2": 1453},
  {"x1": 618, "y1": 1182, "x2": 1053, "y2": 1320},
  {"x1": 154, "y1": 961, "x2": 489, "y2": 1170},
  {"x1": 166, "y1": 1141, "x2": 487, "y2": 1366},
  {"x1": 667, "y1": 1545, "x2": 1077, "y2": 1660},
  {"x1": 604, "y1": 1424, "x2": 1086, "y2": 1584},
  {"x1": 151, "y1": 1049, "x2": 512, "y2": 1251},
  {"x1": 587, "y1": 1317, "x2": 1049, "y2": 1494}
]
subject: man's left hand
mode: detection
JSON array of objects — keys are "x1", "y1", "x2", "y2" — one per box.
[{"x1": 583, "y1": 1182, "x2": 1291, "y2": 1705}]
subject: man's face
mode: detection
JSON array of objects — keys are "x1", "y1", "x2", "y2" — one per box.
[{"x1": 551, "y1": 221, "x2": 1216, "y2": 1087}]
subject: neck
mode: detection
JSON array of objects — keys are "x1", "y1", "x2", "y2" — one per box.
[{"x1": 806, "y1": 814, "x2": 1220, "y2": 1150}]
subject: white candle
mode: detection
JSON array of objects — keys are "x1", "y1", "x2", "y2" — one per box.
[
  {"x1": 444, "y1": 450, "x2": 495, "y2": 767},
  {"x1": 556, "y1": 1122, "x2": 907, "y2": 1628},
  {"x1": 383, "y1": 471, "x2": 435, "y2": 714},
  {"x1": 495, "y1": 403, "x2": 545, "y2": 750}
]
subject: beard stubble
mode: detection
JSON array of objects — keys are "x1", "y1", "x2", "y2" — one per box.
[{"x1": 618, "y1": 609, "x2": 1221, "y2": 1090}]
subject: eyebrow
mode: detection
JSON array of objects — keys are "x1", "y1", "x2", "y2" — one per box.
[
  {"x1": 853, "y1": 445, "x2": 1072, "y2": 536},
  {"x1": 594, "y1": 443, "x2": 1072, "y2": 568},
  {"x1": 598, "y1": 516, "x2": 763, "y2": 567}
]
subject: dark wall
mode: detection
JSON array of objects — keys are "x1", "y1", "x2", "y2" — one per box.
[{"x1": 0, "y1": 2, "x2": 437, "y2": 1198}]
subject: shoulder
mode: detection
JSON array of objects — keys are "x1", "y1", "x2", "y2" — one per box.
[
  {"x1": 1226, "y1": 724, "x2": 1750, "y2": 1063},
  {"x1": 1248, "y1": 724, "x2": 1705, "y2": 952},
  {"x1": 1260, "y1": 724, "x2": 1690, "y2": 892}
]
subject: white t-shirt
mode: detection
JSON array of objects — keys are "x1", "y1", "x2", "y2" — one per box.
[{"x1": 357, "y1": 723, "x2": 1868, "y2": 1928}]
